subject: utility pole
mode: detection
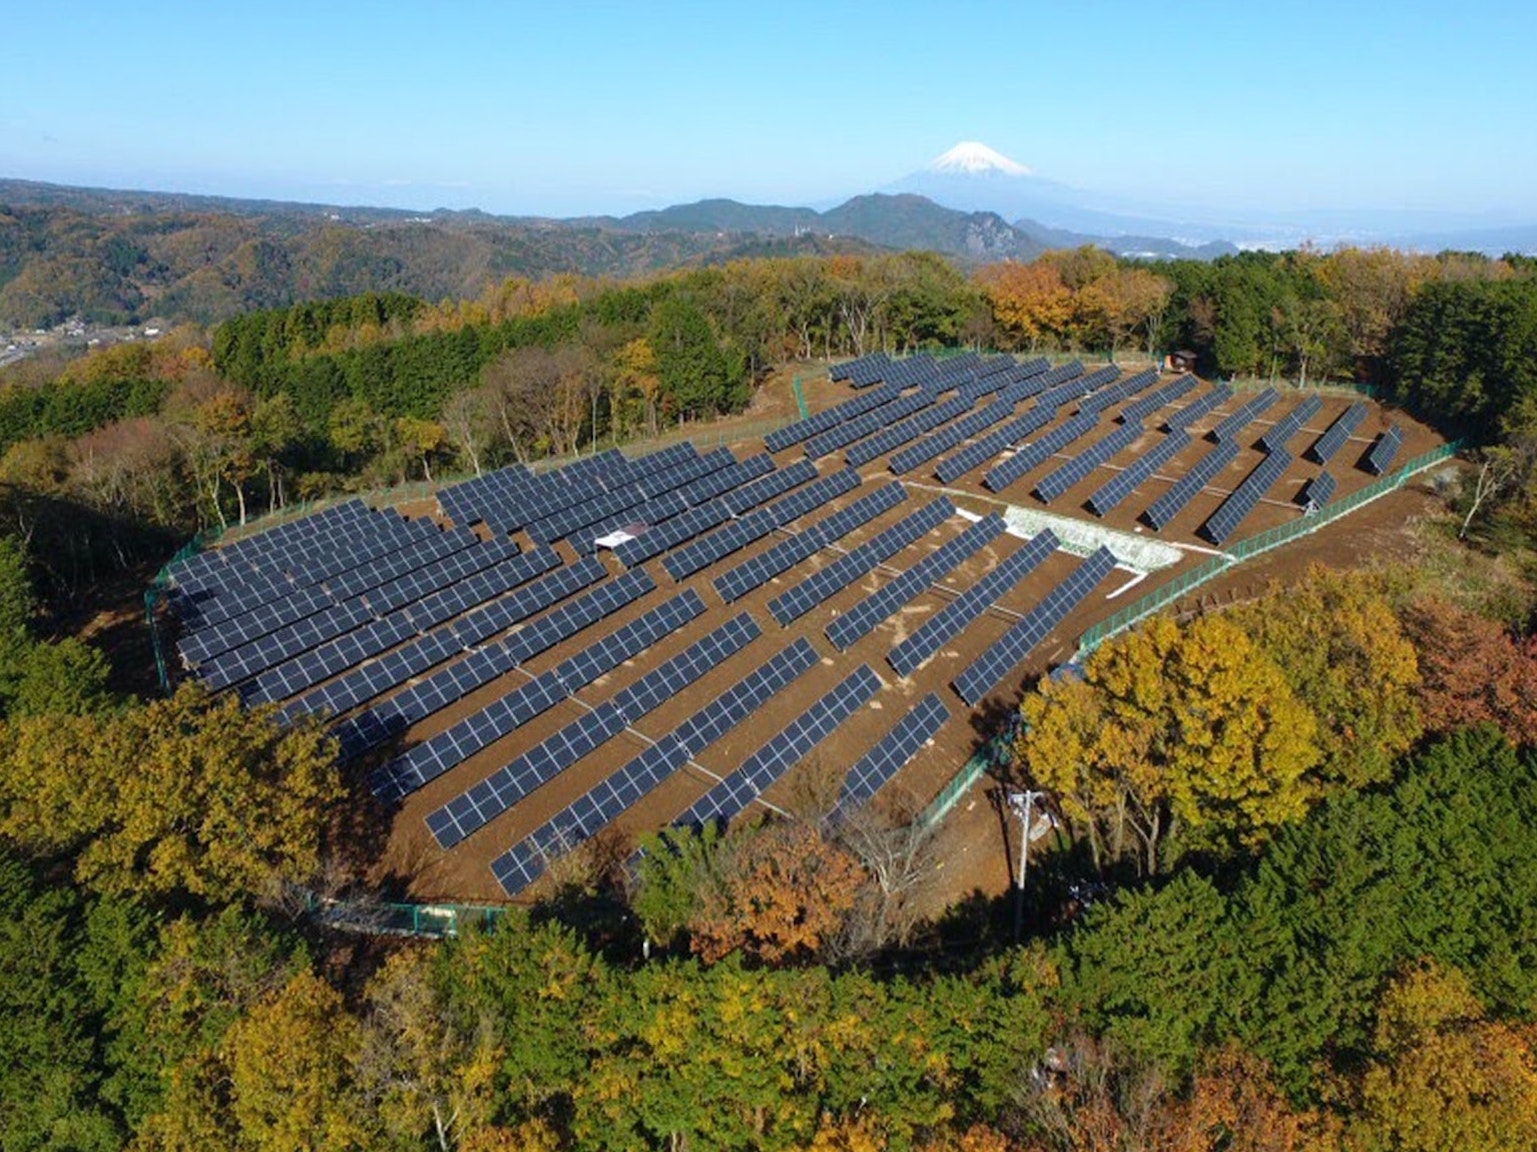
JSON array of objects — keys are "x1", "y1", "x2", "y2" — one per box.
[{"x1": 1008, "y1": 789, "x2": 1048, "y2": 943}]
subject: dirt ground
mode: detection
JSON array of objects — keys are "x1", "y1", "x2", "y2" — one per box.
[{"x1": 209, "y1": 361, "x2": 1454, "y2": 906}]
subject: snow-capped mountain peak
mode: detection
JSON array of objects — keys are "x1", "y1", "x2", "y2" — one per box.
[{"x1": 927, "y1": 141, "x2": 1032, "y2": 177}]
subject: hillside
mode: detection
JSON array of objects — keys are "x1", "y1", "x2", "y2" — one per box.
[{"x1": 0, "y1": 178, "x2": 1230, "y2": 330}]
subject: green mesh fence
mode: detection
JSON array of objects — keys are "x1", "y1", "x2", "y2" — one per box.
[{"x1": 300, "y1": 890, "x2": 510, "y2": 937}]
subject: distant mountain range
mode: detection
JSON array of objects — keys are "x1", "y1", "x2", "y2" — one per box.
[{"x1": 2, "y1": 144, "x2": 1532, "y2": 330}]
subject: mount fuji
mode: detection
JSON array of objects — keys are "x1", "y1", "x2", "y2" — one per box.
[{"x1": 888, "y1": 142, "x2": 1245, "y2": 245}]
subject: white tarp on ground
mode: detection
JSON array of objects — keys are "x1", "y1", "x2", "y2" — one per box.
[{"x1": 999, "y1": 504, "x2": 1185, "y2": 570}]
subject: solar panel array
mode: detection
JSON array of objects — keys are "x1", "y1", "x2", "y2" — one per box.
[
  {"x1": 1364, "y1": 425, "x2": 1403, "y2": 475},
  {"x1": 1142, "y1": 440, "x2": 1241, "y2": 530},
  {"x1": 1300, "y1": 470, "x2": 1337, "y2": 510},
  {"x1": 1199, "y1": 448, "x2": 1294, "y2": 545},
  {"x1": 676, "y1": 664, "x2": 882, "y2": 829},
  {"x1": 1307, "y1": 402, "x2": 1367, "y2": 464},
  {"x1": 1164, "y1": 385, "x2": 1233, "y2": 431},
  {"x1": 982, "y1": 412, "x2": 1103, "y2": 493},
  {"x1": 1257, "y1": 395, "x2": 1323, "y2": 452},
  {"x1": 933, "y1": 407, "x2": 1055, "y2": 483},
  {"x1": 1210, "y1": 388, "x2": 1280, "y2": 443},
  {"x1": 844, "y1": 395, "x2": 971, "y2": 467},
  {"x1": 829, "y1": 352, "x2": 892, "y2": 386},
  {"x1": 1085, "y1": 430, "x2": 1192, "y2": 517},
  {"x1": 1079, "y1": 367, "x2": 1159, "y2": 414},
  {"x1": 712, "y1": 482, "x2": 906, "y2": 603},
  {"x1": 279, "y1": 556, "x2": 606, "y2": 728},
  {"x1": 889, "y1": 399, "x2": 1017, "y2": 475},
  {"x1": 951, "y1": 547, "x2": 1117, "y2": 705},
  {"x1": 1034, "y1": 421, "x2": 1146, "y2": 504},
  {"x1": 369, "y1": 590, "x2": 708, "y2": 803},
  {"x1": 764, "y1": 383, "x2": 903, "y2": 452},
  {"x1": 836, "y1": 693, "x2": 949, "y2": 811},
  {"x1": 427, "y1": 611, "x2": 763, "y2": 849},
  {"x1": 610, "y1": 456, "x2": 795, "y2": 568},
  {"x1": 803, "y1": 391, "x2": 934, "y2": 459},
  {"x1": 826, "y1": 513, "x2": 1006, "y2": 651},
  {"x1": 768, "y1": 498, "x2": 954, "y2": 625},
  {"x1": 1120, "y1": 373, "x2": 1196, "y2": 424},
  {"x1": 489, "y1": 637, "x2": 822, "y2": 895},
  {"x1": 887, "y1": 530, "x2": 1058, "y2": 677},
  {"x1": 331, "y1": 568, "x2": 657, "y2": 761}
]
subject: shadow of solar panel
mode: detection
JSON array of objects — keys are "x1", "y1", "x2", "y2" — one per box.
[
  {"x1": 1033, "y1": 421, "x2": 1145, "y2": 503},
  {"x1": 1141, "y1": 440, "x2": 1240, "y2": 530},
  {"x1": 887, "y1": 529, "x2": 1058, "y2": 677},
  {"x1": 1300, "y1": 470, "x2": 1337, "y2": 510},
  {"x1": 826, "y1": 513, "x2": 1006, "y2": 650},
  {"x1": 1200, "y1": 448, "x2": 1294, "y2": 544},
  {"x1": 490, "y1": 637, "x2": 821, "y2": 895},
  {"x1": 1363, "y1": 425, "x2": 1403, "y2": 475},
  {"x1": 982, "y1": 412, "x2": 1102, "y2": 493},
  {"x1": 713, "y1": 482, "x2": 906, "y2": 602},
  {"x1": 1085, "y1": 430, "x2": 1191, "y2": 517},
  {"x1": 1258, "y1": 395, "x2": 1323, "y2": 453},
  {"x1": 370, "y1": 590, "x2": 710, "y2": 802},
  {"x1": 952, "y1": 547, "x2": 1117, "y2": 705},
  {"x1": 835, "y1": 692, "x2": 948, "y2": 812},
  {"x1": 427, "y1": 611, "x2": 762, "y2": 849},
  {"x1": 768, "y1": 498, "x2": 954, "y2": 625},
  {"x1": 676, "y1": 664, "x2": 882, "y2": 829},
  {"x1": 1307, "y1": 402, "x2": 1368, "y2": 463}
]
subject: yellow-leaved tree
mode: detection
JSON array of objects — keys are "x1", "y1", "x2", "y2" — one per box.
[
  {"x1": 0, "y1": 682, "x2": 342, "y2": 903},
  {"x1": 1018, "y1": 615, "x2": 1319, "y2": 873}
]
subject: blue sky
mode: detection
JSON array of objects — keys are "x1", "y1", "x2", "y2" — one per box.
[{"x1": 4, "y1": 0, "x2": 1535, "y2": 219}]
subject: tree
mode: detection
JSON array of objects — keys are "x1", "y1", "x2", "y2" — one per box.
[
  {"x1": 1350, "y1": 962, "x2": 1537, "y2": 1152},
  {"x1": 249, "y1": 392, "x2": 302, "y2": 514},
  {"x1": 1400, "y1": 598, "x2": 1537, "y2": 744},
  {"x1": 1225, "y1": 567, "x2": 1421, "y2": 794},
  {"x1": 440, "y1": 388, "x2": 496, "y2": 477},
  {"x1": 395, "y1": 415, "x2": 447, "y2": 482},
  {"x1": 1018, "y1": 615, "x2": 1319, "y2": 873},
  {"x1": 0, "y1": 682, "x2": 343, "y2": 903},
  {"x1": 980, "y1": 262, "x2": 1074, "y2": 351},
  {"x1": 690, "y1": 820, "x2": 865, "y2": 965},
  {"x1": 222, "y1": 970, "x2": 379, "y2": 1151},
  {"x1": 609, "y1": 337, "x2": 662, "y2": 439},
  {"x1": 649, "y1": 295, "x2": 736, "y2": 420}
]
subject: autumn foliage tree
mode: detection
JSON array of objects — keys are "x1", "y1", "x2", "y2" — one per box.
[
  {"x1": 1400, "y1": 596, "x2": 1537, "y2": 744},
  {"x1": 1018, "y1": 615, "x2": 1318, "y2": 873}
]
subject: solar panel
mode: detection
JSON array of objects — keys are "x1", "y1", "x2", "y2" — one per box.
[
  {"x1": 1210, "y1": 388, "x2": 1280, "y2": 443},
  {"x1": 768, "y1": 498, "x2": 954, "y2": 625},
  {"x1": 845, "y1": 395, "x2": 972, "y2": 467},
  {"x1": 1141, "y1": 440, "x2": 1240, "y2": 531},
  {"x1": 1257, "y1": 395, "x2": 1323, "y2": 453},
  {"x1": 489, "y1": 637, "x2": 822, "y2": 895},
  {"x1": 934, "y1": 407, "x2": 1054, "y2": 484},
  {"x1": 1033, "y1": 421, "x2": 1145, "y2": 503},
  {"x1": 764, "y1": 383, "x2": 904, "y2": 452},
  {"x1": 369, "y1": 590, "x2": 711, "y2": 802},
  {"x1": 888, "y1": 399, "x2": 1016, "y2": 474},
  {"x1": 826, "y1": 513, "x2": 1006, "y2": 650},
  {"x1": 330, "y1": 567, "x2": 656, "y2": 761},
  {"x1": 1119, "y1": 373, "x2": 1197, "y2": 424},
  {"x1": 1199, "y1": 448, "x2": 1294, "y2": 544},
  {"x1": 982, "y1": 412, "x2": 1102, "y2": 493},
  {"x1": 676, "y1": 664, "x2": 882, "y2": 829},
  {"x1": 1363, "y1": 425, "x2": 1403, "y2": 475},
  {"x1": 887, "y1": 529, "x2": 1058, "y2": 677},
  {"x1": 836, "y1": 693, "x2": 949, "y2": 812},
  {"x1": 1300, "y1": 470, "x2": 1337, "y2": 510},
  {"x1": 1164, "y1": 385, "x2": 1233, "y2": 432},
  {"x1": 1307, "y1": 402, "x2": 1368, "y2": 464},
  {"x1": 951, "y1": 547, "x2": 1117, "y2": 705},
  {"x1": 426, "y1": 611, "x2": 762, "y2": 848},
  {"x1": 1078, "y1": 367, "x2": 1160, "y2": 414},
  {"x1": 663, "y1": 469, "x2": 862, "y2": 581},
  {"x1": 713, "y1": 482, "x2": 906, "y2": 602},
  {"x1": 1085, "y1": 430, "x2": 1191, "y2": 517},
  {"x1": 803, "y1": 391, "x2": 933, "y2": 459}
]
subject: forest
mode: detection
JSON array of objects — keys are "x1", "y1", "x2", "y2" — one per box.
[{"x1": 1, "y1": 244, "x2": 1536, "y2": 1150}]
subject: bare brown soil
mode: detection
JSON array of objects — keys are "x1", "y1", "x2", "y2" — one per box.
[{"x1": 237, "y1": 368, "x2": 1454, "y2": 906}]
